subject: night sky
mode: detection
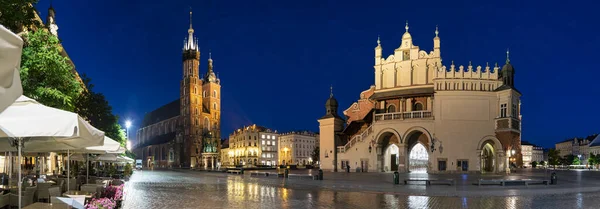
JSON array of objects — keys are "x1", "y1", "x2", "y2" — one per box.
[{"x1": 35, "y1": 0, "x2": 598, "y2": 148}]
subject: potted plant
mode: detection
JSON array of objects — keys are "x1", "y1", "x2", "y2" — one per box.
[
  {"x1": 85, "y1": 198, "x2": 116, "y2": 209},
  {"x1": 102, "y1": 184, "x2": 124, "y2": 208}
]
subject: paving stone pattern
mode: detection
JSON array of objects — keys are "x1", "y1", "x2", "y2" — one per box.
[{"x1": 123, "y1": 169, "x2": 600, "y2": 209}]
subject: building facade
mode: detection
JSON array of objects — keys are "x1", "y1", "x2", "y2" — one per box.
[
  {"x1": 133, "y1": 12, "x2": 222, "y2": 169},
  {"x1": 278, "y1": 131, "x2": 319, "y2": 165},
  {"x1": 520, "y1": 141, "x2": 534, "y2": 167},
  {"x1": 226, "y1": 125, "x2": 278, "y2": 166},
  {"x1": 532, "y1": 146, "x2": 545, "y2": 164},
  {"x1": 319, "y1": 23, "x2": 522, "y2": 174},
  {"x1": 555, "y1": 134, "x2": 597, "y2": 164}
]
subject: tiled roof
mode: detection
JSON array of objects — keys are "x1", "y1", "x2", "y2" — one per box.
[
  {"x1": 521, "y1": 141, "x2": 536, "y2": 146},
  {"x1": 588, "y1": 134, "x2": 600, "y2": 147},
  {"x1": 136, "y1": 132, "x2": 176, "y2": 148},
  {"x1": 142, "y1": 99, "x2": 180, "y2": 127}
]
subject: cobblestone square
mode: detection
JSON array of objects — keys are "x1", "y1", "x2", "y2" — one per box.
[{"x1": 123, "y1": 169, "x2": 600, "y2": 209}]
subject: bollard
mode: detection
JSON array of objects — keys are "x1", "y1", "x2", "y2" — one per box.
[
  {"x1": 393, "y1": 171, "x2": 400, "y2": 185},
  {"x1": 551, "y1": 172, "x2": 557, "y2": 185},
  {"x1": 284, "y1": 168, "x2": 289, "y2": 178},
  {"x1": 318, "y1": 169, "x2": 323, "y2": 180}
]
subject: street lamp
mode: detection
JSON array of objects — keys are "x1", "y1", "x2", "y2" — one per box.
[{"x1": 125, "y1": 120, "x2": 132, "y2": 150}]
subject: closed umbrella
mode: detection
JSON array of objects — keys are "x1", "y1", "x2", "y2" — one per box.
[{"x1": 0, "y1": 25, "x2": 23, "y2": 113}]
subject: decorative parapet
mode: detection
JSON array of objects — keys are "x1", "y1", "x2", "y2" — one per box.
[{"x1": 433, "y1": 62, "x2": 503, "y2": 91}]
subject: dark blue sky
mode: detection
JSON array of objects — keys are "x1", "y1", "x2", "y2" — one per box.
[{"x1": 36, "y1": 0, "x2": 598, "y2": 148}]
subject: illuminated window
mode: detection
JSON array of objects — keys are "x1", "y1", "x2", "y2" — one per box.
[
  {"x1": 262, "y1": 135, "x2": 265, "y2": 139},
  {"x1": 262, "y1": 140, "x2": 265, "y2": 145}
]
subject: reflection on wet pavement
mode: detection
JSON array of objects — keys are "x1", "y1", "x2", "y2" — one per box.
[{"x1": 123, "y1": 170, "x2": 600, "y2": 209}]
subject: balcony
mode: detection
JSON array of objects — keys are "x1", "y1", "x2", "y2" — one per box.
[
  {"x1": 374, "y1": 111, "x2": 433, "y2": 121},
  {"x1": 495, "y1": 117, "x2": 521, "y2": 132}
]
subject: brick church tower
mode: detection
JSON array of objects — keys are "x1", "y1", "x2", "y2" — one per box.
[{"x1": 180, "y1": 10, "x2": 203, "y2": 167}]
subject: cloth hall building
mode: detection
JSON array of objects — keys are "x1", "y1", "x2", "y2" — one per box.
[
  {"x1": 319, "y1": 23, "x2": 522, "y2": 173},
  {"x1": 133, "y1": 12, "x2": 222, "y2": 169}
]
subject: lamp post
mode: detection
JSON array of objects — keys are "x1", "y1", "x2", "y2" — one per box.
[{"x1": 125, "y1": 120, "x2": 132, "y2": 150}]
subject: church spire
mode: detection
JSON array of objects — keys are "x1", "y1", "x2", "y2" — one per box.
[{"x1": 184, "y1": 8, "x2": 198, "y2": 51}]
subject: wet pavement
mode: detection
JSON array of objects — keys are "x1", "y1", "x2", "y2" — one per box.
[{"x1": 123, "y1": 169, "x2": 600, "y2": 209}]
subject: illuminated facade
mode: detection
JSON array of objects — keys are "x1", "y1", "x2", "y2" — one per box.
[
  {"x1": 226, "y1": 125, "x2": 278, "y2": 166},
  {"x1": 278, "y1": 131, "x2": 319, "y2": 165},
  {"x1": 319, "y1": 23, "x2": 522, "y2": 173}
]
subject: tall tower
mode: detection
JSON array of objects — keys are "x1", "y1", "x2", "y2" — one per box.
[
  {"x1": 180, "y1": 9, "x2": 203, "y2": 167},
  {"x1": 318, "y1": 86, "x2": 345, "y2": 172}
]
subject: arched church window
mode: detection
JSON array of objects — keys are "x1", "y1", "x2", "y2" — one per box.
[
  {"x1": 413, "y1": 102, "x2": 424, "y2": 111},
  {"x1": 213, "y1": 103, "x2": 217, "y2": 110},
  {"x1": 386, "y1": 105, "x2": 396, "y2": 113},
  {"x1": 194, "y1": 87, "x2": 197, "y2": 94},
  {"x1": 195, "y1": 107, "x2": 198, "y2": 115},
  {"x1": 213, "y1": 90, "x2": 217, "y2": 98}
]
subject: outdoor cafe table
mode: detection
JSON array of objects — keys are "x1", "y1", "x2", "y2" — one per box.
[
  {"x1": 63, "y1": 190, "x2": 94, "y2": 208},
  {"x1": 23, "y1": 202, "x2": 72, "y2": 209}
]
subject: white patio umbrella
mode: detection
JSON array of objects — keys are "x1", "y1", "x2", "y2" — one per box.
[
  {"x1": 117, "y1": 156, "x2": 134, "y2": 163},
  {"x1": 0, "y1": 96, "x2": 104, "y2": 209},
  {"x1": 0, "y1": 96, "x2": 105, "y2": 151},
  {"x1": 0, "y1": 25, "x2": 24, "y2": 113},
  {"x1": 93, "y1": 153, "x2": 119, "y2": 162},
  {"x1": 75, "y1": 136, "x2": 121, "y2": 183}
]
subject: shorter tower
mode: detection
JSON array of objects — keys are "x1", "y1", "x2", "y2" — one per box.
[
  {"x1": 318, "y1": 86, "x2": 345, "y2": 172},
  {"x1": 46, "y1": 4, "x2": 58, "y2": 36},
  {"x1": 495, "y1": 49, "x2": 522, "y2": 169},
  {"x1": 200, "y1": 52, "x2": 222, "y2": 168}
]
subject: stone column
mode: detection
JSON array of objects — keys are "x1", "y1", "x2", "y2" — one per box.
[
  {"x1": 398, "y1": 144, "x2": 407, "y2": 173},
  {"x1": 211, "y1": 157, "x2": 215, "y2": 168},
  {"x1": 406, "y1": 98, "x2": 413, "y2": 112},
  {"x1": 376, "y1": 145, "x2": 383, "y2": 172},
  {"x1": 427, "y1": 97, "x2": 432, "y2": 111}
]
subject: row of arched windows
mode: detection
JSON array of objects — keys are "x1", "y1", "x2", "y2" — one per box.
[{"x1": 386, "y1": 102, "x2": 424, "y2": 113}]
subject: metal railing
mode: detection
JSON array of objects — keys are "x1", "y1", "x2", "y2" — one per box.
[{"x1": 339, "y1": 124, "x2": 374, "y2": 153}]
